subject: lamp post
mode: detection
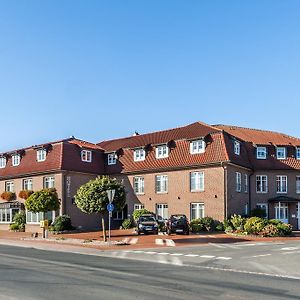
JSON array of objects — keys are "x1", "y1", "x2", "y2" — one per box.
[{"x1": 106, "y1": 189, "x2": 115, "y2": 246}]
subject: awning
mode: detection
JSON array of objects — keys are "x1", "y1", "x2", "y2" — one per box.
[
  {"x1": 0, "y1": 201, "x2": 24, "y2": 209},
  {"x1": 268, "y1": 196, "x2": 300, "y2": 203}
]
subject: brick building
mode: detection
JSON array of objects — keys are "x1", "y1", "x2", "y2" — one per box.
[{"x1": 1, "y1": 121, "x2": 300, "y2": 231}]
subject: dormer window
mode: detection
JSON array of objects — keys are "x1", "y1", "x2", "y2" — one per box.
[
  {"x1": 12, "y1": 154, "x2": 20, "y2": 166},
  {"x1": 107, "y1": 152, "x2": 117, "y2": 165},
  {"x1": 256, "y1": 146, "x2": 267, "y2": 159},
  {"x1": 37, "y1": 149, "x2": 47, "y2": 162},
  {"x1": 81, "y1": 150, "x2": 92, "y2": 162},
  {"x1": 156, "y1": 144, "x2": 169, "y2": 159},
  {"x1": 190, "y1": 140, "x2": 205, "y2": 154},
  {"x1": 276, "y1": 147, "x2": 286, "y2": 160},
  {"x1": 0, "y1": 157, "x2": 6, "y2": 168},
  {"x1": 134, "y1": 148, "x2": 145, "y2": 161},
  {"x1": 234, "y1": 141, "x2": 240, "y2": 155},
  {"x1": 296, "y1": 147, "x2": 300, "y2": 160}
]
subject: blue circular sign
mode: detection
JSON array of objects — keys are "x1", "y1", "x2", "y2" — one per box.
[{"x1": 107, "y1": 203, "x2": 114, "y2": 212}]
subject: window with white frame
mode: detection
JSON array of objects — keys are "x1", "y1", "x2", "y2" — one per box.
[
  {"x1": 37, "y1": 149, "x2": 47, "y2": 162},
  {"x1": 156, "y1": 203, "x2": 168, "y2": 220},
  {"x1": 190, "y1": 171, "x2": 204, "y2": 192},
  {"x1": 234, "y1": 141, "x2": 240, "y2": 155},
  {"x1": 276, "y1": 147, "x2": 286, "y2": 160},
  {"x1": 107, "y1": 152, "x2": 117, "y2": 165},
  {"x1": 81, "y1": 150, "x2": 92, "y2": 162},
  {"x1": 43, "y1": 176, "x2": 55, "y2": 189},
  {"x1": 190, "y1": 203, "x2": 204, "y2": 220},
  {"x1": 190, "y1": 140, "x2": 205, "y2": 154},
  {"x1": 156, "y1": 144, "x2": 169, "y2": 159},
  {"x1": 256, "y1": 175, "x2": 268, "y2": 193},
  {"x1": 0, "y1": 208, "x2": 19, "y2": 223},
  {"x1": 296, "y1": 176, "x2": 300, "y2": 194},
  {"x1": 112, "y1": 209, "x2": 124, "y2": 220},
  {"x1": 276, "y1": 175, "x2": 287, "y2": 193},
  {"x1": 155, "y1": 175, "x2": 168, "y2": 193},
  {"x1": 134, "y1": 204, "x2": 145, "y2": 211},
  {"x1": 12, "y1": 154, "x2": 20, "y2": 166},
  {"x1": 296, "y1": 147, "x2": 300, "y2": 160},
  {"x1": 236, "y1": 172, "x2": 241, "y2": 192},
  {"x1": 134, "y1": 177, "x2": 144, "y2": 194},
  {"x1": 244, "y1": 174, "x2": 248, "y2": 193},
  {"x1": 256, "y1": 203, "x2": 268, "y2": 218},
  {"x1": 134, "y1": 148, "x2": 145, "y2": 161},
  {"x1": 0, "y1": 157, "x2": 6, "y2": 168},
  {"x1": 275, "y1": 203, "x2": 288, "y2": 221},
  {"x1": 256, "y1": 146, "x2": 267, "y2": 159},
  {"x1": 23, "y1": 179, "x2": 33, "y2": 190},
  {"x1": 26, "y1": 210, "x2": 53, "y2": 224},
  {"x1": 5, "y1": 181, "x2": 14, "y2": 192}
]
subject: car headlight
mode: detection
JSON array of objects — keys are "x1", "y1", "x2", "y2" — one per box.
[
  {"x1": 154, "y1": 224, "x2": 158, "y2": 228},
  {"x1": 138, "y1": 224, "x2": 143, "y2": 229}
]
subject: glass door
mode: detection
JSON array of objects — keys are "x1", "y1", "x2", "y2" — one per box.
[{"x1": 275, "y1": 203, "x2": 288, "y2": 224}]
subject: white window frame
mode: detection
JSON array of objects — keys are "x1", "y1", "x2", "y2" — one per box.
[
  {"x1": 0, "y1": 208, "x2": 19, "y2": 223},
  {"x1": 134, "y1": 204, "x2": 144, "y2": 211},
  {"x1": 37, "y1": 149, "x2": 47, "y2": 162},
  {"x1": 155, "y1": 144, "x2": 169, "y2": 159},
  {"x1": 256, "y1": 175, "x2": 268, "y2": 193},
  {"x1": 107, "y1": 152, "x2": 117, "y2": 165},
  {"x1": 296, "y1": 176, "x2": 300, "y2": 194},
  {"x1": 234, "y1": 141, "x2": 240, "y2": 155},
  {"x1": 133, "y1": 177, "x2": 145, "y2": 194},
  {"x1": 134, "y1": 148, "x2": 146, "y2": 162},
  {"x1": 81, "y1": 150, "x2": 92, "y2": 162},
  {"x1": 244, "y1": 174, "x2": 248, "y2": 193},
  {"x1": 236, "y1": 172, "x2": 241, "y2": 192},
  {"x1": 156, "y1": 203, "x2": 168, "y2": 220},
  {"x1": 23, "y1": 178, "x2": 33, "y2": 191},
  {"x1": 155, "y1": 175, "x2": 168, "y2": 193},
  {"x1": 296, "y1": 147, "x2": 300, "y2": 160},
  {"x1": 190, "y1": 202, "x2": 205, "y2": 220},
  {"x1": 256, "y1": 203, "x2": 268, "y2": 219},
  {"x1": 276, "y1": 147, "x2": 286, "y2": 160},
  {"x1": 275, "y1": 203, "x2": 288, "y2": 221},
  {"x1": 26, "y1": 210, "x2": 53, "y2": 224},
  {"x1": 12, "y1": 154, "x2": 20, "y2": 166},
  {"x1": 5, "y1": 181, "x2": 14, "y2": 192},
  {"x1": 276, "y1": 175, "x2": 288, "y2": 194},
  {"x1": 190, "y1": 140, "x2": 205, "y2": 154},
  {"x1": 0, "y1": 157, "x2": 6, "y2": 168},
  {"x1": 256, "y1": 146, "x2": 267, "y2": 159},
  {"x1": 190, "y1": 171, "x2": 204, "y2": 192},
  {"x1": 43, "y1": 176, "x2": 55, "y2": 189}
]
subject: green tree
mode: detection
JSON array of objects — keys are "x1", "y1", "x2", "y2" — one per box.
[{"x1": 75, "y1": 176, "x2": 126, "y2": 241}]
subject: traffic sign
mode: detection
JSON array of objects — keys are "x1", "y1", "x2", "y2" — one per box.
[
  {"x1": 107, "y1": 203, "x2": 114, "y2": 212},
  {"x1": 107, "y1": 189, "x2": 116, "y2": 204}
]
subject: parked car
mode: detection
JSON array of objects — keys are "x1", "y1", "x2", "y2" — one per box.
[
  {"x1": 136, "y1": 214, "x2": 159, "y2": 235},
  {"x1": 166, "y1": 214, "x2": 190, "y2": 235}
]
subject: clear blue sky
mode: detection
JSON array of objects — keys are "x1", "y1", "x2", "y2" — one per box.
[{"x1": 1, "y1": 0, "x2": 300, "y2": 152}]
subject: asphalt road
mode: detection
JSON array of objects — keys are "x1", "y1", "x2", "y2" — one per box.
[{"x1": 0, "y1": 243, "x2": 300, "y2": 300}]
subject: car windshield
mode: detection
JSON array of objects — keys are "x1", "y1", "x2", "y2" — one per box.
[
  {"x1": 171, "y1": 215, "x2": 186, "y2": 221},
  {"x1": 140, "y1": 216, "x2": 156, "y2": 222}
]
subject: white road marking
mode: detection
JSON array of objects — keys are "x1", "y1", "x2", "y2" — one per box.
[
  {"x1": 207, "y1": 235, "x2": 216, "y2": 238},
  {"x1": 208, "y1": 243, "x2": 226, "y2": 248},
  {"x1": 184, "y1": 254, "x2": 199, "y2": 257},
  {"x1": 157, "y1": 252, "x2": 170, "y2": 255},
  {"x1": 240, "y1": 243, "x2": 256, "y2": 247},
  {"x1": 252, "y1": 254, "x2": 272, "y2": 258},
  {"x1": 132, "y1": 250, "x2": 144, "y2": 253},
  {"x1": 216, "y1": 257, "x2": 232, "y2": 260},
  {"x1": 155, "y1": 239, "x2": 165, "y2": 245},
  {"x1": 170, "y1": 253, "x2": 184, "y2": 256},
  {"x1": 129, "y1": 238, "x2": 138, "y2": 244},
  {"x1": 145, "y1": 251, "x2": 157, "y2": 254},
  {"x1": 282, "y1": 250, "x2": 300, "y2": 255},
  {"x1": 200, "y1": 255, "x2": 215, "y2": 258},
  {"x1": 165, "y1": 239, "x2": 176, "y2": 247},
  {"x1": 281, "y1": 247, "x2": 298, "y2": 251}
]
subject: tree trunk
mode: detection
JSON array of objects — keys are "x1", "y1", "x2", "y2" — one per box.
[
  {"x1": 102, "y1": 215, "x2": 107, "y2": 242},
  {"x1": 42, "y1": 211, "x2": 45, "y2": 239}
]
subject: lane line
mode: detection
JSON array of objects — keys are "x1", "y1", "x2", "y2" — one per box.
[
  {"x1": 216, "y1": 257, "x2": 232, "y2": 260},
  {"x1": 200, "y1": 255, "x2": 215, "y2": 258},
  {"x1": 170, "y1": 253, "x2": 184, "y2": 256},
  {"x1": 184, "y1": 254, "x2": 199, "y2": 257},
  {"x1": 252, "y1": 254, "x2": 272, "y2": 258}
]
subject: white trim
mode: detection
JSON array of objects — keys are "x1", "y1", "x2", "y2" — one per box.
[
  {"x1": 190, "y1": 171, "x2": 204, "y2": 192},
  {"x1": 107, "y1": 152, "x2": 117, "y2": 165},
  {"x1": 276, "y1": 175, "x2": 288, "y2": 194},
  {"x1": 190, "y1": 202, "x2": 205, "y2": 220},
  {"x1": 155, "y1": 175, "x2": 168, "y2": 193},
  {"x1": 0, "y1": 157, "x2": 6, "y2": 168},
  {"x1": 37, "y1": 149, "x2": 47, "y2": 162},
  {"x1": 155, "y1": 145, "x2": 169, "y2": 159},
  {"x1": 256, "y1": 175, "x2": 268, "y2": 193},
  {"x1": 12, "y1": 154, "x2": 20, "y2": 167},
  {"x1": 134, "y1": 148, "x2": 145, "y2": 162},
  {"x1": 256, "y1": 146, "x2": 267, "y2": 159},
  {"x1": 276, "y1": 147, "x2": 286, "y2": 160},
  {"x1": 190, "y1": 140, "x2": 205, "y2": 154},
  {"x1": 81, "y1": 150, "x2": 92, "y2": 163}
]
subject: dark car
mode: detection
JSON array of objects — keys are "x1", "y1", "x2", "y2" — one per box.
[
  {"x1": 166, "y1": 214, "x2": 190, "y2": 235},
  {"x1": 136, "y1": 214, "x2": 159, "y2": 235}
]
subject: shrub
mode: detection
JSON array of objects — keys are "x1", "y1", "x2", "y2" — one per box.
[
  {"x1": 268, "y1": 219, "x2": 283, "y2": 226},
  {"x1": 132, "y1": 209, "x2": 154, "y2": 221},
  {"x1": 215, "y1": 222, "x2": 224, "y2": 231},
  {"x1": 50, "y1": 215, "x2": 74, "y2": 232},
  {"x1": 276, "y1": 223, "x2": 292, "y2": 236},
  {"x1": 122, "y1": 218, "x2": 134, "y2": 229},
  {"x1": 18, "y1": 190, "x2": 34, "y2": 200},
  {"x1": 251, "y1": 207, "x2": 266, "y2": 218},
  {"x1": 10, "y1": 223, "x2": 20, "y2": 231},
  {"x1": 225, "y1": 225, "x2": 233, "y2": 233},
  {"x1": 201, "y1": 217, "x2": 214, "y2": 231},
  {"x1": 230, "y1": 214, "x2": 246, "y2": 230},
  {"x1": 244, "y1": 217, "x2": 266, "y2": 235},
  {"x1": 190, "y1": 219, "x2": 203, "y2": 233},
  {"x1": 260, "y1": 224, "x2": 279, "y2": 237},
  {"x1": 13, "y1": 211, "x2": 26, "y2": 231},
  {"x1": 1, "y1": 191, "x2": 16, "y2": 201}
]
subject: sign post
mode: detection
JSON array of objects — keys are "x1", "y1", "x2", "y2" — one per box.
[{"x1": 106, "y1": 190, "x2": 116, "y2": 245}]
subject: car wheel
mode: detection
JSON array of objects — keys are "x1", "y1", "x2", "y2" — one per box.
[
  {"x1": 186, "y1": 230, "x2": 190, "y2": 235},
  {"x1": 137, "y1": 231, "x2": 141, "y2": 235}
]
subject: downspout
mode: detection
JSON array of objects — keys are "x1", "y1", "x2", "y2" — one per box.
[{"x1": 221, "y1": 162, "x2": 228, "y2": 220}]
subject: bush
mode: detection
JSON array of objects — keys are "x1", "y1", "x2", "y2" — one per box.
[
  {"x1": 244, "y1": 217, "x2": 266, "y2": 235},
  {"x1": 230, "y1": 214, "x2": 246, "y2": 230},
  {"x1": 13, "y1": 211, "x2": 26, "y2": 231},
  {"x1": 276, "y1": 223, "x2": 292, "y2": 236},
  {"x1": 132, "y1": 209, "x2": 154, "y2": 221},
  {"x1": 190, "y1": 219, "x2": 203, "y2": 233},
  {"x1": 225, "y1": 225, "x2": 233, "y2": 233},
  {"x1": 215, "y1": 222, "x2": 224, "y2": 231},
  {"x1": 268, "y1": 219, "x2": 283, "y2": 226},
  {"x1": 1, "y1": 191, "x2": 16, "y2": 201},
  {"x1": 51, "y1": 215, "x2": 74, "y2": 232},
  {"x1": 201, "y1": 217, "x2": 214, "y2": 231},
  {"x1": 260, "y1": 224, "x2": 279, "y2": 237},
  {"x1": 122, "y1": 218, "x2": 134, "y2": 229},
  {"x1": 10, "y1": 223, "x2": 20, "y2": 231},
  {"x1": 18, "y1": 190, "x2": 34, "y2": 200}
]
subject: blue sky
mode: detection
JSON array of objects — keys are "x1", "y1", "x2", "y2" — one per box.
[{"x1": 0, "y1": 0, "x2": 300, "y2": 151}]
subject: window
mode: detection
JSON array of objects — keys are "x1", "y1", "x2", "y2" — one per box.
[
  {"x1": 12, "y1": 154, "x2": 20, "y2": 166},
  {"x1": 190, "y1": 203, "x2": 204, "y2": 220},
  {"x1": 37, "y1": 149, "x2": 47, "y2": 162},
  {"x1": 155, "y1": 175, "x2": 168, "y2": 193},
  {"x1": 275, "y1": 203, "x2": 288, "y2": 222},
  {"x1": 0, "y1": 208, "x2": 19, "y2": 223},
  {"x1": 234, "y1": 141, "x2": 240, "y2": 155},
  {"x1": 0, "y1": 157, "x2": 6, "y2": 168},
  {"x1": 296, "y1": 176, "x2": 300, "y2": 194},
  {"x1": 156, "y1": 204, "x2": 168, "y2": 220},
  {"x1": 156, "y1": 145, "x2": 169, "y2": 159},
  {"x1": 81, "y1": 150, "x2": 92, "y2": 162},
  {"x1": 256, "y1": 147, "x2": 267, "y2": 159},
  {"x1": 190, "y1": 171, "x2": 204, "y2": 192},
  {"x1": 276, "y1": 175, "x2": 287, "y2": 193},
  {"x1": 5, "y1": 181, "x2": 14, "y2": 192},
  {"x1": 23, "y1": 179, "x2": 33, "y2": 190},
  {"x1": 256, "y1": 175, "x2": 268, "y2": 193},
  {"x1": 134, "y1": 177, "x2": 144, "y2": 194},
  {"x1": 134, "y1": 148, "x2": 145, "y2": 161},
  {"x1": 236, "y1": 172, "x2": 241, "y2": 192},
  {"x1": 44, "y1": 176, "x2": 55, "y2": 189},
  {"x1": 107, "y1": 153, "x2": 117, "y2": 165},
  {"x1": 26, "y1": 210, "x2": 53, "y2": 224},
  {"x1": 256, "y1": 203, "x2": 268, "y2": 219},
  {"x1": 276, "y1": 147, "x2": 286, "y2": 160},
  {"x1": 112, "y1": 210, "x2": 124, "y2": 220},
  {"x1": 244, "y1": 203, "x2": 249, "y2": 216},
  {"x1": 296, "y1": 147, "x2": 300, "y2": 160},
  {"x1": 134, "y1": 204, "x2": 144, "y2": 211},
  {"x1": 244, "y1": 174, "x2": 248, "y2": 193},
  {"x1": 190, "y1": 140, "x2": 205, "y2": 154}
]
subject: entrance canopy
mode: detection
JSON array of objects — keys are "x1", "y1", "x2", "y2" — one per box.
[{"x1": 268, "y1": 196, "x2": 299, "y2": 203}]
